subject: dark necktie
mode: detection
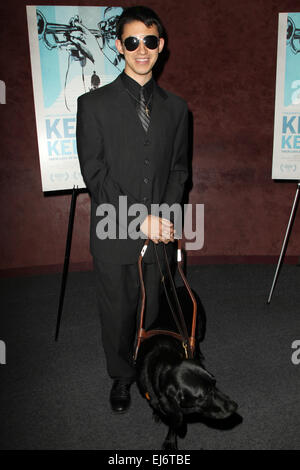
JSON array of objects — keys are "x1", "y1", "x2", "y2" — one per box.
[{"x1": 137, "y1": 88, "x2": 150, "y2": 133}]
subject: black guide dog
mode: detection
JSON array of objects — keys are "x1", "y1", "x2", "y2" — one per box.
[{"x1": 135, "y1": 287, "x2": 239, "y2": 450}]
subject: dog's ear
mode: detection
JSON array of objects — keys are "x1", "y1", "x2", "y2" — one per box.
[{"x1": 159, "y1": 384, "x2": 184, "y2": 430}]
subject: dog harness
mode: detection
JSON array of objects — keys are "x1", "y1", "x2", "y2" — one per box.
[{"x1": 134, "y1": 239, "x2": 197, "y2": 362}]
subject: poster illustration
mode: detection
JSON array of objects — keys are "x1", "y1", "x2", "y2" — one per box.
[
  {"x1": 26, "y1": 5, "x2": 124, "y2": 191},
  {"x1": 272, "y1": 13, "x2": 300, "y2": 180}
]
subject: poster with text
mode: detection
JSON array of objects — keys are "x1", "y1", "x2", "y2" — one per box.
[
  {"x1": 272, "y1": 13, "x2": 300, "y2": 179},
  {"x1": 26, "y1": 5, "x2": 124, "y2": 191}
]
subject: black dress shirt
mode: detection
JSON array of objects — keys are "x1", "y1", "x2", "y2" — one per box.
[{"x1": 121, "y1": 71, "x2": 153, "y2": 117}]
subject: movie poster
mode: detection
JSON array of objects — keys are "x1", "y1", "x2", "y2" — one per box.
[
  {"x1": 26, "y1": 5, "x2": 124, "y2": 192},
  {"x1": 272, "y1": 13, "x2": 300, "y2": 180}
]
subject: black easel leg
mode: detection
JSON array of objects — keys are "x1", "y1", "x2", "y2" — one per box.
[
  {"x1": 55, "y1": 186, "x2": 78, "y2": 340},
  {"x1": 267, "y1": 182, "x2": 300, "y2": 304}
]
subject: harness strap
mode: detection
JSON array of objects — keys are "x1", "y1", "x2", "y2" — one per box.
[
  {"x1": 177, "y1": 248, "x2": 197, "y2": 355},
  {"x1": 162, "y1": 243, "x2": 192, "y2": 354},
  {"x1": 134, "y1": 239, "x2": 197, "y2": 361},
  {"x1": 153, "y1": 243, "x2": 191, "y2": 357},
  {"x1": 153, "y1": 243, "x2": 187, "y2": 342}
]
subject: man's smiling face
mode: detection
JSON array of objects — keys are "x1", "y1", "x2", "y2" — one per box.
[{"x1": 115, "y1": 20, "x2": 164, "y2": 85}]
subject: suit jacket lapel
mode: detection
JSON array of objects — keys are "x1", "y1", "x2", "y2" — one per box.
[{"x1": 147, "y1": 82, "x2": 168, "y2": 139}]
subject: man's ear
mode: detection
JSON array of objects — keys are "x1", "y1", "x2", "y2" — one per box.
[
  {"x1": 115, "y1": 38, "x2": 124, "y2": 55},
  {"x1": 158, "y1": 37, "x2": 165, "y2": 54}
]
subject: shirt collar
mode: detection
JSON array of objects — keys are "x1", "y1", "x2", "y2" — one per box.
[{"x1": 121, "y1": 71, "x2": 154, "y2": 101}]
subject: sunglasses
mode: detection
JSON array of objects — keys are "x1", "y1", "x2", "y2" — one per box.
[{"x1": 123, "y1": 35, "x2": 159, "y2": 51}]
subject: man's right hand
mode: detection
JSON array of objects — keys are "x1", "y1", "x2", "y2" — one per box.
[{"x1": 140, "y1": 215, "x2": 174, "y2": 244}]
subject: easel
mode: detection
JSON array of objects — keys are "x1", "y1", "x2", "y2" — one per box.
[
  {"x1": 267, "y1": 181, "x2": 300, "y2": 304},
  {"x1": 55, "y1": 185, "x2": 80, "y2": 341}
]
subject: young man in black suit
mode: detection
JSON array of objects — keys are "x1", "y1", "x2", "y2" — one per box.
[{"x1": 76, "y1": 6, "x2": 188, "y2": 413}]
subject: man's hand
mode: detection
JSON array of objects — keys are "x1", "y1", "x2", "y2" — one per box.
[{"x1": 140, "y1": 215, "x2": 174, "y2": 244}]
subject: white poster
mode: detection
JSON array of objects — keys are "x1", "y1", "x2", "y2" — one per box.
[{"x1": 26, "y1": 5, "x2": 124, "y2": 191}]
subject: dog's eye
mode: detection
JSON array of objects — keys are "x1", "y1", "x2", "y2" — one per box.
[
  {"x1": 196, "y1": 394, "x2": 209, "y2": 404},
  {"x1": 181, "y1": 395, "x2": 194, "y2": 407}
]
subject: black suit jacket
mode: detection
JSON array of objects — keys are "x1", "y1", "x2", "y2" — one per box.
[{"x1": 76, "y1": 74, "x2": 188, "y2": 264}]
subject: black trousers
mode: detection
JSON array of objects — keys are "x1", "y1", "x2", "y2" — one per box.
[{"x1": 93, "y1": 256, "x2": 165, "y2": 380}]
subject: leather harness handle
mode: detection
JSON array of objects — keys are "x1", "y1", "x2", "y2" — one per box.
[
  {"x1": 134, "y1": 239, "x2": 197, "y2": 361},
  {"x1": 134, "y1": 238, "x2": 150, "y2": 360},
  {"x1": 176, "y1": 241, "x2": 197, "y2": 355}
]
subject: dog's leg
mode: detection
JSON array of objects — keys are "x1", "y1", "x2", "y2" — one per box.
[{"x1": 162, "y1": 426, "x2": 178, "y2": 450}]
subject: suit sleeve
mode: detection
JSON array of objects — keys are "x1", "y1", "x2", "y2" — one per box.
[
  {"x1": 162, "y1": 102, "x2": 189, "y2": 207},
  {"x1": 76, "y1": 95, "x2": 139, "y2": 208}
]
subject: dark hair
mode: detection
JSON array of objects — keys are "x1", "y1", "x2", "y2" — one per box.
[{"x1": 116, "y1": 6, "x2": 164, "y2": 39}]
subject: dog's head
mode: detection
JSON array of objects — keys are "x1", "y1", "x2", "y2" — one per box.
[{"x1": 157, "y1": 360, "x2": 238, "y2": 429}]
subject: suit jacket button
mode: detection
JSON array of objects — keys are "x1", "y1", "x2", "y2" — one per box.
[
  {"x1": 143, "y1": 177, "x2": 149, "y2": 184},
  {"x1": 144, "y1": 159, "x2": 150, "y2": 165}
]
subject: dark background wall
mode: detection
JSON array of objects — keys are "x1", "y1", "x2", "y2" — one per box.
[{"x1": 1, "y1": 0, "x2": 300, "y2": 273}]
